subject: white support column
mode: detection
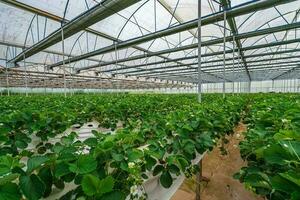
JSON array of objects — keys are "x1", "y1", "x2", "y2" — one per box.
[
  {"x1": 222, "y1": 9, "x2": 226, "y2": 98},
  {"x1": 61, "y1": 26, "x2": 67, "y2": 98},
  {"x1": 23, "y1": 53, "x2": 28, "y2": 97},
  {"x1": 232, "y1": 35, "x2": 235, "y2": 95},
  {"x1": 5, "y1": 62, "x2": 10, "y2": 96},
  {"x1": 197, "y1": 0, "x2": 202, "y2": 103}
]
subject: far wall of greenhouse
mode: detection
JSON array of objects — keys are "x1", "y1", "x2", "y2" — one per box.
[{"x1": 0, "y1": 79, "x2": 299, "y2": 94}]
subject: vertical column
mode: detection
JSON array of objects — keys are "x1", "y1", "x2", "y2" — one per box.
[
  {"x1": 294, "y1": 78, "x2": 297, "y2": 93},
  {"x1": 237, "y1": 49, "x2": 240, "y2": 95},
  {"x1": 296, "y1": 78, "x2": 299, "y2": 93},
  {"x1": 222, "y1": 8, "x2": 226, "y2": 98},
  {"x1": 61, "y1": 26, "x2": 67, "y2": 97},
  {"x1": 248, "y1": 81, "x2": 251, "y2": 93},
  {"x1": 197, "y1": 0, "x2": 202, "y2": 103},
  {"x1": 5, "y1": 62, "x2": 10, "y2": 96},
  {"x1": 196, "y1": 1, "x2": 202, "y2": 198},
  {"x1": 23, "y1": 53, "x2": 28, "y2": 97},
  {"x1": 232, "y1": 35, "x2": 235, "y2": 95}
]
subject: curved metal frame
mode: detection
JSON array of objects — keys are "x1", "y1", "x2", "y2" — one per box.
[{"x1": 0, "y1": 0, "x2": 299, "y2": 89}]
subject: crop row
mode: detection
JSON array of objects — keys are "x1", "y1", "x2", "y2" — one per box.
[
  {"x1": 235, "y1": 94, "x2": 300, "y2": 200},
  {"x1": 0, "y1": 94, "x2": 246, "y2": 200}
]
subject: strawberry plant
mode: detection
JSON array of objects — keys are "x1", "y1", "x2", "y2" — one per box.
[
  {"x1": 0, "y1": 94, "x2": 246, "y2": 200},
  {"x1": 235, "y1": 94, "x2": 300, "y2": 200}
]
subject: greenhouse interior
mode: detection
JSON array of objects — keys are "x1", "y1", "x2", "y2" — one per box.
[{"x1": 0, "y1": 0, "x2": 300, "y2": 200}]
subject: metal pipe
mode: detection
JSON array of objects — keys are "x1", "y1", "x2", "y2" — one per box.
[
  {"x1": 123, "y1": 51, "x2": 300, "y2": 77},
  {"x1": 23, "y1": 53, "x2": 28, "y2": 97},
  {"x1": 272, "y1": 64, "x2": 300, "y2": 80},
  {"x1": 48, "y1": 0, "x2": 297, "y2": 69},
  {"x1": 117, "y1": 53, "x2": 300, "y2": 76},
  {"x1": 9, "y1": 0, "x2": 141, "y2": 63},
  {"x1": 82, "y1": 22, "x2": 300, "y2": 72},
  {"x1": 232, "y1": 35, "x2": 235, "y2": 94},
  {"x1": 223, "y1": 9, "x2": 226, "y2": 98},
  {"x1": 5, "y1": 62, "x2": 9, "y2": 96},
  {"x1": 103, "y1": 36, "x2": 300, "y2": 74},
  {"x1": 197, "y1": 0, "x2": 202, "y2": 103},
  {"x1": 61, "y1": 25, "x2": 67, "y2": 98},
  {"x1": 2, "y1": 0, "x2": 180, "y2": 75}
]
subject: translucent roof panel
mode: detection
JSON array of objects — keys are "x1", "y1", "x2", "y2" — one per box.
[{"x1": 0, "y1": 0, "x2": 299, "y2": 86}]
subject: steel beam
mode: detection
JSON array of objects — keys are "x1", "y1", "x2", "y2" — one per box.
[
  {"x1": 115, "y1": 54, "x2": 300, "y2": 75},
  {"x1": 107, "y1": 37, "x2": 300, "y2": 75},
  {"x1": 220, "y1": 0, "x2": 251, "y2": 80},
  {"x1": 0, "y1": 40, "x2": 128, "y2": 68},
  {"x1": 134, "y1": 63, "x2": 300, "y2": 79},
  {"x1": 2, "y1": 0, "x2": 214, "y2": 83},
  {"x1": 272, "y1": 64, "x2": 300, "y2": 79},
  {"x1": 6, "y1": 0, "x2": 141, "y2": 63},
  {"x1": 48, "y1": 0, "x2": 296, "y2": 69},
  {"x1": 94, "y1": 22, "x2": 300, "y2": 73}
]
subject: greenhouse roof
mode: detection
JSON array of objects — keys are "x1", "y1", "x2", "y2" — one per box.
[{"x1": 0, "y1": 0, "x2": 299, "y2": 89}]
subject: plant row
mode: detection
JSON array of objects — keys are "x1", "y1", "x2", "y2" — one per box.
[
  {"x1": 0, "y1": 94, "x2": 246, "y2": 200},
  {"x1": 235, "y1": 94, "x2": 300, "y2": 200}
]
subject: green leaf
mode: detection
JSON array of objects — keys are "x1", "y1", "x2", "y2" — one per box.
[
  {"x1": 112, "y1": 153, "x2": 124, "y2": 162},
  {"x1": 145, "y1": 156, "x2": 157, "y2": 171},
  {"x1": 19, "y1": 174, "x2": 46, "y2": 200},
  {"x1": 183, "y1": 141, "x2": 195, "y2": 155},
  {"x1": 81, "y1": 174, "x2": 114, "y2": 197},
  {"x1": 182, "y1": 124, "x2": 193, "y2": 131},
  {"x1": 291, "y1": 191, "x2": 300, "y2": 200},
  {"x1": 15, "y1": 140, "x2": 28, "y2": 149},
  {"x1": 274, "y1": 130, "x2": 300, "y2": 141},
  {"x1": 38, "y1": 167, "x2": 53, "y2": 197},
  {"x1": 98, "y1": 176, "x2": 114, "y2": 195},
  {"x1": 263, "y1": 144, "x2": 291, "y2": 165},
  {"x1": 0, "y1": 173, "x2": 19, "y2": 185},
  {"x1": 0, "y1": 155, "x2": 21, "y2": 176},
  {"x1": 160, "y1": 171, "x2": 173, "y2": 188},
  {"x1": 244, "y1": 172, "x2": 271, "y2": 190},
  {"x1": 153, "y1": 165, "x2": 164, "y2": 176},
  {"x1": 99, "y1": 191, "x2": 126, "y2": 200},
  {"x1": 55, "y1": 162, "x2": 71, "y2": 177},
  {"x1": 177, "y1": 157, "x2": 189, "y2": 171},
  {"x1": 81, "y1": 174, "x2": 99, "y2": 196},
  {"x1": 279, "y1": 171, "x2": 300, "y2": 187},
  {"x1": 0, "y1": 183, "x2": 21, "y2": 200},
  {"x1": 69, "y1": 155, "x2": 97, "y2": 174},
  {"x1": 84, "y1": 138, "x2": 98, "y2": 147},
  {"x1": 271, "y1": 175, "x2": 299, "y2": 194},
  {"x1": 168, "y1": 164, "x2": 180, "y2": 175},
  {"x1": 127, "y1": 149, "x2": 143, "y2": 162},
  {"x1": 27, "y1": 155, "x2": 49, "y2": 173}
]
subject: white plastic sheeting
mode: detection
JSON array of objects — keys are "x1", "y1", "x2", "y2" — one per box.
[{"x1": 0, "y1": 0, "x2": 299, "y2": 83}]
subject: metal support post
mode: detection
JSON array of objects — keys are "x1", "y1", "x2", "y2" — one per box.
[
  {"x1": 43, "y1": 65, "x2": 47, "y2": 95},
  {"x1": 23, "y1": 53, "x2": 28, "y2": 97},
  {"x1": 196, "y1": 159, "x2": 203, "y2": 200},
  {"x1": 5, "y1": 62, "x2": 10, "y2": 96},
  {"x1": 61, "y1": 26, "x2": 67, "y2": 97},
  {"x1": 222, "y1": 9, "x2": 226, "y2": 98},
  {"x1": 296, "y1": 78, "x2": 299, "y2": 93},
  {"x1": 294, "y1": 78, "x2": 297, "y2": 93},
  {"x1": 197, "y1": 0, "x2": 202, "y2": 103},
  {"x1": 248, "y1": 81, "x2": 251, "y2": 93},
  {"x1": 232, "y1": 35, "x2": 235, "y2": 95}
]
